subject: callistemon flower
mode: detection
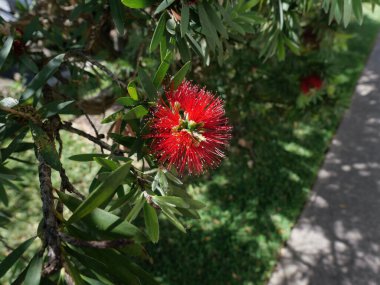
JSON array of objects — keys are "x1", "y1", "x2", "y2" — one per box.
[
  {"x1": 147, "y1": 81, "x2": 232, "y2": 176},
  {"x1": 300, "y1": 74, "x2": 323, "y2": 94}
]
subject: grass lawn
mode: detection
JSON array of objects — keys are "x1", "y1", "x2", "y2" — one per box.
[{"x1": 1, "y1": 6, "x2": 380, "y2": 285}]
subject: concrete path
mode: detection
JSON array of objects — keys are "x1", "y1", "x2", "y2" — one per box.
[{"x1": 268, "y1": 33, "x2": 380, "y2": 285}]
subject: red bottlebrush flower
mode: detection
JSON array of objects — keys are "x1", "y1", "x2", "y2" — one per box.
[
  {"x1": 300, "y1": 74, "x2": 323, "y2": 94},
  {"x1": 147, "y1": 81, "x2": 232, "y2": 176}
]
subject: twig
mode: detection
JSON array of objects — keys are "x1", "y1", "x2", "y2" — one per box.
[
  {"x1": 59, "y1": 233, "x2": 134, "y2": 249},
  {"x1": 83, "y1": 113, "x2": 103, "y2": 152},
  {"x1": 59, "y1": 168, "x2": 85, "y2": 200},
  {"x1": 9, "y1": 156, "x2": 34, "y2": 164},
  {"x1": 61, "y1": 122, "x2": 124, "y2": 155},
  {"x1": 67, "y1": 51, "x2": 127, "y2": 89}
]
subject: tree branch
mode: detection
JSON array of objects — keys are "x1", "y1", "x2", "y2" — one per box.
[
  {"x1": 0, "y1": 105, "x2": 40, "y2": 124},
  {"x1": 38, "y1": 155, "x2": 62, "y2": 275}
]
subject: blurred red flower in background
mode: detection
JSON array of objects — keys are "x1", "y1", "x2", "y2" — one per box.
[
  {"x1": 147, "y1": 81, "x2": 232, "y2": 175},
  {"x1": 300, "y1": 74, "x2": 323, "y2": 94}
]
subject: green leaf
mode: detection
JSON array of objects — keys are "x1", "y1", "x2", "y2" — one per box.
[
  {"x1": 150, "y1": 12, "x2": 167, "y2": 52},
  {"x1": 153, "y1": 196, "x2": 190, "y2": 208},
  {"x1": 0, "y1": 237, "x2": 36, "y2": 278},
  {"x1": 93, "y1": 157, "x2": 119, "y2": 171},
  {"x1": 121, "y1": 0, "x2": 153, "y2": 9},
  {"x1": 163, "y1": 170, "x2": 183, "y2": 185},
  {"x1": 116, "y1": 97, "x2": 136, "y2": 107},
  {"x1": 20, "y1": 54, "x2": 65, "y2": 102},
  {"x1": 65, "y1": 258, "x2": 87, "y2": 285},
  {"x1": 171, "y1": 61, "x2": 191, "y2": 89},
  {"x1": 1, "y1": 127, "x2": 28, "y2": 162},
  {"x1": 160, "y1": 205, "x2": 186, "y2": 233},
  {"x1": 343, "y1": 0, "x2": 353, "y2": 27},
  {"x1": 180, "y1": 4, "x2": 189, "y2": 38},
  {"x1": 124, "y1": 105, "x2": 148, "y2": 120},
  {"x1": 198, "y1": 4, "x2": 219, "y2": 52},
  {"x1": 126, "y1": 193, "x2": 145, "y2": 222},
  {"x1": 30, "y1": 123, "x2": 62, "y2": 171},
  {"x1": 24, "y1": 253, "x2": 43, "y2": 285},
  {"x1": 10, "y1": 262, "x2": 29, "y2": 285},
  {"x1": 138, "y1": 68, "x2": 157, "y2": 100},
  {"x1": 127, "y1": 81, "x2": 139, "y2": 100},
  {"x1": 68, "y1": 162, "x2": 132, "y2": 223},
  {"x1": 101, "y1": 110, "x2": 124, "y2": 124},
  {"x1": 69, "y1": 153, "x2": 108, "y2": 162},
  {"x1": 159, "y1": 36, "x2": 168, "y2": 62},
  {"x1": 110, "y1": 0, "x2": 125, "y2": 35},
  {"x1": 143, "y1": 203, "x2": 159, "y2": 243},
  {"x1": 352, "y1": 0, "x2": 363, "y2": 23},
  {"x1": 109, "y1": 133, "x2": 136, "y2": 147},
  {"x1": 0, "y1": 184, "x2": 9, "y2": 206},
  {"x1": 58, "y1": 192, "x2": 147, "y2": 242},
  {"x1": 186, "y1": 33, "x2": 204, "y2": 58},
  {"x1": 177, "y1": 36, "x2": 191, "y2": 63},
  {"x1": 154, "y1": 0, "x2": 175, "y2": 15},
  {"x1": 203, "y1": 2, "x2": 228, "y2": 38},
  {"x1": 40, "y1": 100, "x2": 75, "y2": 117},
  {"x1": 0, "y1": 35, "x2": 13, "y2": 70},
  {"x1": 153, "y1": 50, "x2": 173, "y2": 87},
  {"x1": 19, "y1": 54, "x2": 39, "y2": 74}
]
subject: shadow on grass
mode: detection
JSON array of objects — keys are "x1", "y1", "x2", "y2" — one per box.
[{"x1": 148, "y1": 14, "x2": 380, "y2": 285}]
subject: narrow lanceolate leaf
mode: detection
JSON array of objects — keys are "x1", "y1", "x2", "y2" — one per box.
[
  {"x1": 198, "y1": 4, "x2": 218, "y2": 52},
  {"x1": 93, "y1": 157, "x2": 119, "y2": 171},
  {"x1": 124, "y1": 105, "x2": 148, "y2": 120},
  {"x1": 116, "y1": 97, "x2": 136, "y2": 107},
  {"x1": 19, "y1": 54, "x2": 39, "y2": 74},
  {"x1": 150, "y1": 12, "x2": 167, "y2": 52},
  {"x1": 121, "y1": 0, "x2": 154, "y2": 9},
  {"x1": 109, "y1": 0, "x2": 125, "y2": 35},
  {"x1": 203, "y1": 2, "x2": 228, "y2": 38},
  {"x1": 126, "y1": 193, "x2": 145, "y2": 222},
  {"x1": 0, "y1": 35, "x2": 13, "y2": 70},
  {"x1": 0, "y1": 236, "x2": 36, "y2": 278},
  {"x1": 30, "y1": 123, "x2": 62, "y2": 171},
  {"x1": 20, "y1": 54, "x2": 65, "y2": 102},
  {"x1": 343, "y1": 0, "x2": 353, "y2": 27},
  {"x1": 180, "y1": 4, "x2": 189, "y2": 38},
  {"x1": 160, "y1": 205, "x2": 186, "y2": 233},
  {"x1": 24, "y1": 253, "x2": 43, "y2": 285},
  {"x1": 154, "y1": 0, "x2": 175, "y2": 15},
  {"x1": 171, "y1": 61, "x2": 191, "y2": 89},
  {"x1": 58, "y1": 191, "x2": 148, "y2": 242},
  {"x1": 40, "y1": 100, "x2": 75, "y2": 118},
  {"x1": 138, "y1": 67, "x2": 157, "y2": 100},
  {"x1": 68, "y1": 162, "x2": 132, "y2": 223},
  {"x1": 352, "y1": 0, "x2": 363, "y2": 23},
  {"x1": 65, "y1": 258, "x2": 86, "y2": 285},
  {"x1": 153, "y1": 50, "x2": 173, "y2": 87},
  {"x1": 68, "y1": 153, "x2": 108, "y2": 162},
  {"x1": 0, "y1": 183, "x2": 9, "y2": 206},
  {"x1": 1, "y1": 127, "x2": 28, "y2": 162},
  {"x1": 127, "y1": 81, "x2": 139, "y2": 100},
  {"x1": 144, "y1": 203, "x2": 159, "y2": 243}
]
